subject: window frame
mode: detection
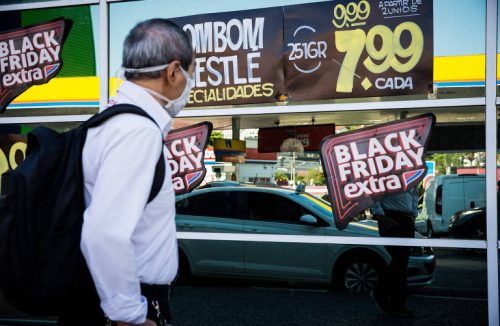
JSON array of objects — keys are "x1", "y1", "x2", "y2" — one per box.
[{"x1": 0, "y1": 1, "x2": 498, "y2": 324}]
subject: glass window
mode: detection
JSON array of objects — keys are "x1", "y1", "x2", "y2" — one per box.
[
  {"x1": 0, "y1": 5, "x2": 99, "y2": 117},
  {"x1": 1, "y1": 0, "x2": 76, "y2": 4},
  {"x1": 247, "y1": 192, "x2": 309, "y2": 223},
  {"x1": 0, "y1": 121, "x2": 80, "y2": 192},
  {"x1": 177, "y1": 191, "x2": 238, "y2": 219},
  {"x1": 107, "y1": 0, "x2": 485, "y2": 116}
]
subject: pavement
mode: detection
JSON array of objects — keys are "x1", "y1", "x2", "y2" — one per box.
[{"x1": 0, "y1": 286, "x2": 489, "y2": 326}]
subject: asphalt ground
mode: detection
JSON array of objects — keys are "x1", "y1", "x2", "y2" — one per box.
[{"x1": 0, "y1": 285, "x2": 489, "y2": 326}]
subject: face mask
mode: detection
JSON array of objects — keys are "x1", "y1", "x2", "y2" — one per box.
[{"x1": 121, "y1": 64, "x2": 193, "y2": 118}]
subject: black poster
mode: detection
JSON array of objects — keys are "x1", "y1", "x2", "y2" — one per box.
[
  {"x1": 173, "y1": 7, "x2": 285, "y2": 107},
  {"x1": 284, "y1": 0, "x2": 433, "y2": 101}
]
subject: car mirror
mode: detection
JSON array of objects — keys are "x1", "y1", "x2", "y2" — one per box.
[{"x1": 300, "y1": 214, "x2": 317, "y2": 225}]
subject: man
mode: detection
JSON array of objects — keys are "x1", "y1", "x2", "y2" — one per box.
[
  {"x1": 370, "y1": 188, "x2": 419, "y2": 318},
  {"x1": 58, "y1": 19, "x2": 194, "y2": 326}
]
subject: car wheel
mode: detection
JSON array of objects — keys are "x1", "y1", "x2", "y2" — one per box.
[
  {"x1": 472, "y1": 228, "x2": 485, "y2": 240},
  {"x1": 335, "y1": 255, "x2": 385, "y2": 294}
]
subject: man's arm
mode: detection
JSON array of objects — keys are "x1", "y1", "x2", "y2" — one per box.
[{"x1": 81, "y1": 121, "x2": 162, "y2": 324}]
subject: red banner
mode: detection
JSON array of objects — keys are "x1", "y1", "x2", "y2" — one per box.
[
  {"x1": 320, "y1": 114, "x2": 435, "y2": 230},
  {"x1": 258, "y1": 124, "x2": 335, "y2": 153},
  {"x1": 165, "y1": 122, "x2": 212, "y2": 195},
  {"x1": 0, "y1": 18, "x2": 72, "y2": 113}
]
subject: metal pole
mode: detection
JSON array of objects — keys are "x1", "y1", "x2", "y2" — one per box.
[
  {"x1": 485, "y1": 1, "x2": 498, "y2": 325},
  {"x1": 99, "y1": 0, "x2": 109, "y2": 110},
  {"x1": 232, "y1": 117, "x2": 241, "y2": 180}
]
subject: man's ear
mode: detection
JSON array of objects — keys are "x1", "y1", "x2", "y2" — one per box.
[{"x1": 165, "y1": 61, "x2": 181, "y2": 84}]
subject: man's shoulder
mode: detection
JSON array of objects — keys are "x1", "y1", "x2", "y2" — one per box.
[{"x1": 100, "y1": 103, "x2": 159, "y2": 131}]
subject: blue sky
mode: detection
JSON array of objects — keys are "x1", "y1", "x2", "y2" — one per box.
[{"x1": 91, "y1": 0, "x2": 488, "y2": 76}]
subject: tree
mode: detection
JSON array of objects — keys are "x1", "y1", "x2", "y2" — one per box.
[
  {"x1": 428, "y1": 153, "x2": 472, "y2": 175},
  {"x1": 274, "y1": 171, "x2": 289, "y2": 185},
  {"x1": 209, "y1": 131, "x2": 223, "y2": 146},
  {"x1": 304, "y1": 168, "x2": 325, "y2": 185}
]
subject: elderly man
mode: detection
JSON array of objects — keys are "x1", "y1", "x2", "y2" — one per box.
[{"x1": 58, "y1": 19, "x2": 194, "y2": 326}]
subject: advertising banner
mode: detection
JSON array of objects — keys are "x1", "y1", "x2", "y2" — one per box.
[
  {"x1": 213, "y1": 138, "x2": 246, "y2": 163},
  {"x1": 258, "y1": 124, "x2": 336, "y2": 153},
  {"x1": 0, "y1": 134, "x2": 26, "y2": 175},
  {"x1": 165, "y1": 122, "x2": 212, "y2": 195},
  {"x1": 320, "y1": 113, "x2": 435, "y2": 230},
  {"x1": 172, "y1": 7, "x2": 284, "y2": 107},
  {"x1": 0, "y1": 122, "x2": 212, "y2": 196},
  {"x1": 423, "y1": 160, "x2": 435, "y2": 189},
  {"x1": 284, "y1": 0, "x2": 433, "y2": 101},
  {"x1": 0, "y1": 18, "x2": 73, "y2": 113}
]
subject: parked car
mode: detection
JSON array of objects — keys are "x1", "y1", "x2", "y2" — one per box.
[
  {"x1": 175, "y1": 186, "x2": 436, "y2": 293},
  {"x1": 448, "y1": 206, "x2": 486, "y2": 240},
  {"x1": 417, "y1": 174, "x2": 485, "y2": 237}
]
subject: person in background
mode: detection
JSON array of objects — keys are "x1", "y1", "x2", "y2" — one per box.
[
  {"x1": 58, "y1": 19, "x2": 194, "y2": 326},
  {"x1": 369, "y1": 187, "x2": 419, "y2": 318}
]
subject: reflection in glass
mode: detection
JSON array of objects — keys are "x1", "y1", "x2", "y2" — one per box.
[{"x1": 0, "y1": 5, "x2": 99, "y2": 116}]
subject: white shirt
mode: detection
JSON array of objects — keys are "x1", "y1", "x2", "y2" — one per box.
[{"x1": 81, "y1": 81, "x2": 178, "y2": 323}]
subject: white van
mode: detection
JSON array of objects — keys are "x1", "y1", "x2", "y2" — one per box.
[{"x1": 416, "y1": 174, "x2": 486, "y2": 237}]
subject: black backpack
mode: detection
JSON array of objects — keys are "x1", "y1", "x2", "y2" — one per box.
[{"x1": 0, "y1": 104, "x2": 165, "y2": 315}]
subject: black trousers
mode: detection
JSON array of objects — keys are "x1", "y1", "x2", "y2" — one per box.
[
  {"x1": 375, "y1": 210, "x2": 415, "y2": 310},
  {"x1": 57, "y1": 283, "x2": 172, "y2": 326}
]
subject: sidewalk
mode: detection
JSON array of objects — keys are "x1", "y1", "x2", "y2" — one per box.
[
  {"x1": 0, "y1": 286, "x2": 489, "y2": 325},
  {"x1": 171, "y1": 286, "x2": 488, "y2": 326}
]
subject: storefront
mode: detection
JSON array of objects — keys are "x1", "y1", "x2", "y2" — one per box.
[{"x1": 0, "y1": 0, "x2": 498, "y2": 324}]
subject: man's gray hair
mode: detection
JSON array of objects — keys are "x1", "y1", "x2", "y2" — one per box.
[{"x1": 123, "y1": 19, "x2": 193, "y2": 80}]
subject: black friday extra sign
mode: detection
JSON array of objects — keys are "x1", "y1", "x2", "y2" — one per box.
[
  {"x1": 0, "y1": 18, "x2": 72, "y2": 113},
  {"x1": 165, "y1": 122, "x2": 213, "y2": 195},
  {"x1": 320, "y1": 113, "x2": 435, "y2": 230}
]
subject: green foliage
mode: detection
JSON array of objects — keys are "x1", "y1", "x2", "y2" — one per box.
[
  {"x1": 304, "y1": 168, "x2": 325, "y2": 185},
  {"x1": 209, "y1": 131, "x2": 224, "y2": 146},
  {"x1": 274, "y1": 171, "x2": 289, "y2": 185},
  {"x1": 428, "y1": 153, "x2": 472, "y2": 175}
]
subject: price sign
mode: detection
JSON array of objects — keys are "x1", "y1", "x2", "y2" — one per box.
[
  {"x1": 0, "y1": 134, "x2": 27, "y2": 191},
  {"x1": 284, "y1": 0, "x2": 433, "y2": 100}
]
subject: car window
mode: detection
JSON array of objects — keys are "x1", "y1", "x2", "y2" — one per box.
[
  {"x1": 176, "y1": 191, "x2": 238, "y2": 219},
  {"x1": 247, "y1": 192, "x2": 310, "y2": 224}
]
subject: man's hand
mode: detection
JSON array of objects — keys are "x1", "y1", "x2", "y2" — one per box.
[{"x1": 116, "y1": 319, "x2": 157, "y2": 326}]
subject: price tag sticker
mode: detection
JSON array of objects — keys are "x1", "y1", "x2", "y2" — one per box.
[{"x1": 284, "y1": 0, "x2": 433, "y2": 100}]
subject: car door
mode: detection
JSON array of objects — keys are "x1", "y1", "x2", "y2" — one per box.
[
  {"x1": 463, "y1": 177, "x2": 486, "y2": 209},
  {"x1": 242, "y1": 191, "x2": 327, "y2": 280},
  {"x1": 176, "y1": 190, "x2": 244, "y2": 274},
  {"x1": 440, "y1": 177, "x2": 465, "y2": 231}
]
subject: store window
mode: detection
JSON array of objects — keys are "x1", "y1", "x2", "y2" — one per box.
[
  {"x1": 0, "y1": 0, "x2": 495, "y2": 324},
  {"x1": 0, "y1": 4, "x2": 99, "y2": 118}
]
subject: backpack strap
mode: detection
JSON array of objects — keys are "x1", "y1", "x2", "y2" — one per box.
[{"x1": 84, "y1": 104, "x2": 165, "y2": 203}]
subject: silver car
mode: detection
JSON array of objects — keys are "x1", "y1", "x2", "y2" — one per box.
[{"x1": 175, "y1": 186, "x2": 436, "y2": 293}]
